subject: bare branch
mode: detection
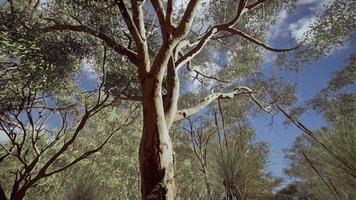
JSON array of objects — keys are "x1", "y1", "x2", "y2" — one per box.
[
  {"x1": 175, "y1": 5, "x2": 299, "y2": 68},
  {"x1": 174, "y1": 86, "x2": 253, "y2": 121},
  {"x1": 213, "y1": 38, "x2": 242, "y2": 55},
  {"x1": 302, "y1": 152, "x2": 343, "y2": 200},
  {"x1": 131, "y1": 0, "x2": 147, "y2": 39},
  {"x1": 248, "y1": 93, "x2": 271, "y2": 113},
  {"x1": 277, "y1": 106, "x2": 356, "y2": 176},
  {"x1": 222, "y1": 28, "x2": 299, "y2": 52},
  {"x1": 186, "y1": 61, "x2": 230, "y2": 83}
]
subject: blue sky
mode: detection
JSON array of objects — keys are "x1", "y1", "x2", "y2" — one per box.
[{"x1": 251, "y1": 0, "x2": 355, "y2": 182}]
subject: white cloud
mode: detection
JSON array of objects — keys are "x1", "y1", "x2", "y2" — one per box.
[
  {"x1": 288, "y1": 16, "x2": 317, "y2": 42},
  {"x1": 268, "y1": 9, "x2": 288, "y2": 40},
  {"x1": 270, "y1": 0, "x2": 335, "y2": 42},
  {"x1": 173, "y1": 0, "x2": 186, "y2": 7}
]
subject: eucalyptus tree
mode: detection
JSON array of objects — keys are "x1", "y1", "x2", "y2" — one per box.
[
  {"x1": 1, "y1": 0, "x2": 354, "y2": 199},
  {"x1": 37, "y1": 1, "x2": 298, "y2": 198}
]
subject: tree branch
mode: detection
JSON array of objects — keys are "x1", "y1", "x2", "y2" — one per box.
[
  {"x1": 225, "y1": 0, "x2": 248, "y2": 27},
  {"x1": 116, "y1": 94, "x2": 143, "y2": 101},
  {"x1": 115, "y1": 0, "x2": 144, "y2": 46},
  {"x1": 277, "y1": 106, "x2": 356, "y2": 177},
  {"x1": 302, "y1": 152, "x2": 342, "y2": 200},
  {"x1": 150, "y1": 0, "x2": 168, "y2": 38},
  {"x1": 222, "y1": 28, "x2": 299, "y2": 52},
  {"x1": 41, "y1": 24, "x2": 138, "y2": 65},
  {"x1": 131, "y1": 0, "x2": 147, "y2": 39},
  {"x1": 175, "y1": 3, "x2": 299, "y2": 68},
  {"x1": 166, "y1": 0, "x2": 173, "y2": 27},
  {"x1": 174, "y1": 0, "x2": 202, "y2": 39},
  {"x1": 174, "y1": 86, "x2": 253, "y2": 121},
  {"x1": 245, "y1": 0, "x2": 267, "y2": 10},
  {"x1": 186, "y1": 61, "x2": 230, "y2": 83},
  {"x1": 176, "y1": 27, "x2": 219, "y2": 69},
  {"x1": 164, "y1": 57, "x2": 179, "y2": 129}
]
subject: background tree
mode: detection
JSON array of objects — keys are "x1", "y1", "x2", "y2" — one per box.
[
  {"x1": 173, "y1": 105, "x2": 281, "y2": 200},
  {"x1": 0, "y1": 104, "x2": 141, "y2": 200},
  {"x1": 0, "y1": 11, "x2": 140, "y2": 199},
  {"x1": 281, "y1": 55, "x2": 356, "y2": 200}
]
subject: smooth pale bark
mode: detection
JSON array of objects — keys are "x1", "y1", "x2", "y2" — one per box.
[{"x1": 139, "y1": 78, "x2": 176, "y2": 199}]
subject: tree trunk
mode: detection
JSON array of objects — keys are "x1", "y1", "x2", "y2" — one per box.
[
  {"x1": 9, "y1": 186, "x2": 28, "y2": 200},
  {"x1": 139, "y1": 79, "x2": 176, "y2": 199},
  {"x1": 0, "y1": 184, "x2": 7, "y2": 200},
  {"x1": 10, "y1": 192, "x2": 26, "y2": 200}
]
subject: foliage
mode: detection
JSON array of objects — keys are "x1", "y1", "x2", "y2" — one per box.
[
  {"x1": 174, "y1": 115, "x2": 280, "y2": 199},
  {"x1": 282, "y1": 54, "x2": 356, "y2": 200},
  {"x1": 0, "y1": 106, "x2": 141, "y2": 200}
]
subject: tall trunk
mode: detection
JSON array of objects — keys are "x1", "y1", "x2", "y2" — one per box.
[
  {"x1": 10, "y1": 191, "x2": 26, "y2": 200},
  {"x1": 10, "y1": 185, "x2": 28, "y2": 200},
  {"x1": 139, "y1": 79, "x2": 176, "y2": 199}
]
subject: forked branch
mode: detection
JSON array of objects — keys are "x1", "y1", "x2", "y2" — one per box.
[{"x1": 175, "y1": 0, "x2": 296, "y2": 69}]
